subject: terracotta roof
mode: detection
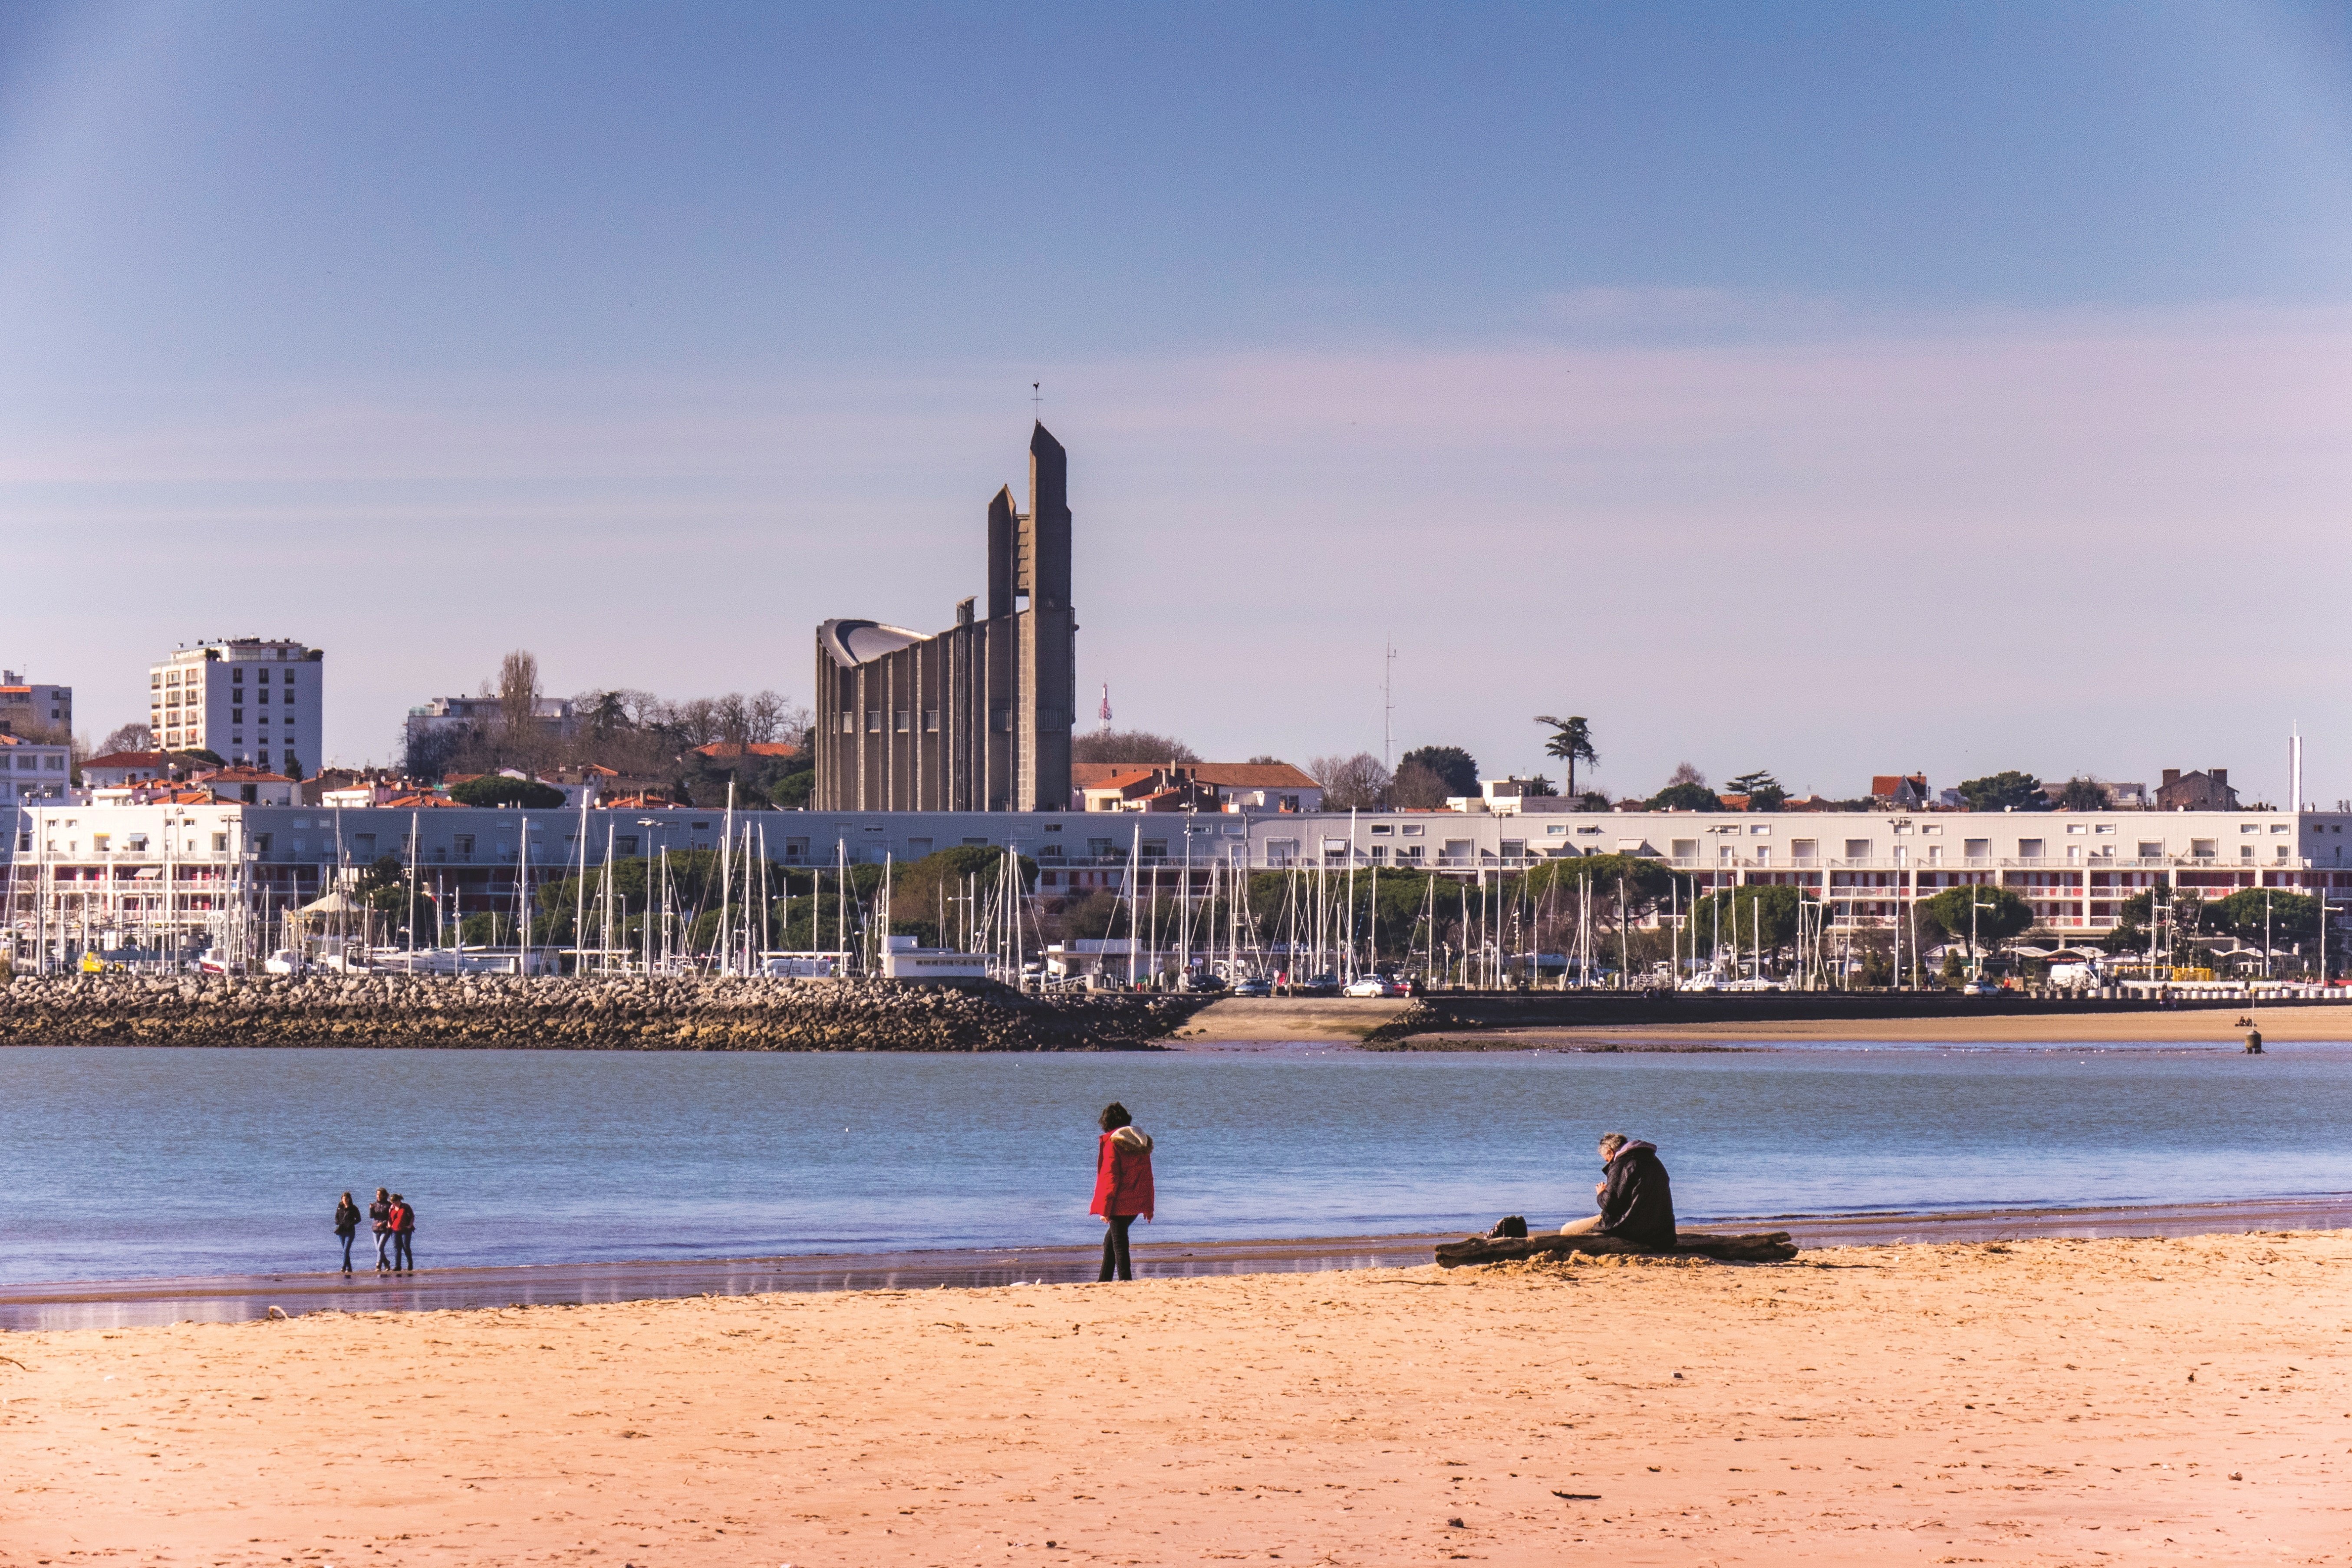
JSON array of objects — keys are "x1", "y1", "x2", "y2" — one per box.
[
  {"x1": 1070, "y1": 761, "x2": 1318, "y2": 791},
  {"x1": 195, "y1": 766, "x2": 294, "y2": 784},
  {"x1": 1871, "y1": 774, "x2": 1927, "y2": 797},
  {"x1": 83, "y1": 751, "x2": 175, "y2": 769},
  {"x1": 1186, "y1": 763, "x2": 1319, "y2": 790},
  {"x1": 692, "y1": 741, "x2": 800, "y2": 760}
]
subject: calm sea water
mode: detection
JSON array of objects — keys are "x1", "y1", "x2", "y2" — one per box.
[{"x1": 3, "y1": 1044, "x2": 2348, "y2": 1285}]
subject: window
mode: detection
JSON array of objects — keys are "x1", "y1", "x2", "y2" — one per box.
[
  {"x1": 1398, "y1": 844, "x2": 1423, "y2": 861},
  {"x1": 43, "y1": 755, "x2": 63, "y2": 771},
  {"x1": 2138, "y1": 841, "x2": 2164, "y2": 859},
  {"x1": 1500, "y1": 840, "x2": 1526, "y2": 860},
  {"x1": 2018, "y1": 839, "x2": 2045, "y2": 859},
  {"x1": 1143, "y1": 840, "x2": 1167, "y2": 859},
  {"x1": 211, "y1": 833, "x2": 227, "y2": 852},
  {"x1": 617, "y1": 836, "x2": 639, "y2": 856},
  {"x1": 1545, "y1": 823, "x2": 1567, "y2": 835},
  {"x1": 1921, "y1": 824, "x2": 1942, "y2": 836},
  {"x1": 1672, "y1": 838, "x2": 1697, "y2": 860},
  {"x1": 1749, "y1": 824, "x2": 1770, "y2": 835},
  {"x1": 923, "y1": 710, "x2": 939, "y2": 733},
  {"x1": 253, "y1": 833, "x2": 271, "y2": 851},
  {"x1": 1792, "y1": 839, "x2": 1818, "y2": 862},
  {"x1": 2270, "y1": 823, "x2": 2290, "y2": 834},
  {"x1": 2240, "y1": 823, "x2": 2260, "y2": 834},
  {"x1": 1926, "y1": 845, "x2": 1943, "y2": 865},
  {"x1": 1754, "y1": 846, "x2": 1772, "y2": 865},
  {"x1": 962, "y1": 837, "x2": 988, "y2": 847},
  {"x1": 840, "y1": 714, "x2": 856, "y2": 733},
  {"x1": 1370, "y1": 823, "x2": 1392, "y2": 835},
  {"x1": 92, "y1": 833, "x2": 111, "y2": 852},
  {"x1": 353, "y1": 834, "x2": 376, "y2": 856},
  {"x1": 2240, "y1": 845, "x2": 2255, "y2": 862},
  {"x1": 1844, "y1": 839, "x2": 1872, "y2": 859},
  {"x1": 894, "y1": 711, "x2": 910, "y2": 733},
  {"x1": 231, "y1": 669, "x2": 242, "y2": 684},
  {"x1": 2191, "y1": 839, "x2": 2217, "y2": 859},
  {"x1": 258, "y1": 669, "x2": 270, "y2": 685},
  {"x1": 1720, "y1": 847, "x2": 1736, "y2": 865},
  {"x1": 2095, "y1": 824, "x2": 2115, "y2": 835},
  {"x1": 1400, "y1": 824, "x2": 1423, "y2": 836},
  {"x1": 866, "y1": 711, "x2": 883, "y2": 733},
  {"x1": 1576, "y1": 824, "x2": 1602, "y2": 836},
  {"x1": 1894, "y1": 824, "x2": 1913, "y2": 836},
  {"x1": 991, "y1": 707, "x2": 1012, "y2": 732},
  {"x1": 453, "y1": 834, "x2": 474, "y2": 856},
  {"x1": 2066, "y1": 823, "x2": 2087, "y2": 834},
  {"x1": 1087, "y1": 838, "x2": 1114, "y2": 857}
]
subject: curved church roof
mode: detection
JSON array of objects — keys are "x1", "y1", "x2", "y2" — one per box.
[{"x1": 820, "y1": 619, "x2": 928, "y2": 669}]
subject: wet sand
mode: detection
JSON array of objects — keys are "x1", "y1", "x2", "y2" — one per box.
[
  {"x1": 7, "y1": 1196, "x2": 2347, "y2": 1334},
  {"x1": 6, "y1": 1229, "x2": 2344, "y2": 1566},
  {"x1": 1379, "y1": 1009, "x2": 2352, "y2": 1048}
]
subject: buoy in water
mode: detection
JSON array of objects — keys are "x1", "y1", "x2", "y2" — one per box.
[{"x1": 2244, "y1": 1030, "x2": 2264, "y2": 1054}]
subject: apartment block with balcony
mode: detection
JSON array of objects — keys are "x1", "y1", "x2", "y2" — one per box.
[{"x1": 149, "y1": 639, "x2": 323, "y2": 777}]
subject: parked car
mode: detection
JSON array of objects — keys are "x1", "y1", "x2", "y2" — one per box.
[
  {"x1": 1961, "y1": 977, "x2": 2001, "y2": 996},
  {"x1": 1343, "y1": 975, "x2": 1400, "y2": 998},
  {"x1": 1179, "y1": 969, "x2": 1228, "y2": 993},
  {"x1": 1294, "y1": 972, "x2": 1341, "y2": 997},
  {"x1": 1229, "y1": 975, "x2": 1272, "y2": 998}
]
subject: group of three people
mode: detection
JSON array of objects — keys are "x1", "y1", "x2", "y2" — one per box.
[{"x1": 332, "y1": 1187, "x2": 418, "y2": 1274}]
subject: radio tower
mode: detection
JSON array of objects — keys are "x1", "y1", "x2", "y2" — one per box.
[{"x1": 1099, "y1": 682, "x2": 1113, "y2": 736}]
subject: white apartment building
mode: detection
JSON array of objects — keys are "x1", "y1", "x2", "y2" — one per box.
[
  {"x1": 149, "y1": 639, "x2": 324, "y2": 777},
  {"x1": 7, "y1": 800, "x2": 2347, "y2": 971},
  {"x1": 0, "y1": 672, "x2": 72, "y2": 739},
  {"x1": 0, "y1": 732, "x2": 72, "y2": 804}
]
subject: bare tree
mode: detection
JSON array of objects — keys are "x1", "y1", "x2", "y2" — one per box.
[
  {"x1": 99, "y1": 722, "x2": 155, "y2": 756},
  {"x1": 1071, "y1": 729, "x2": 1202, "y2": 764},
  {"x1": 497, "y1": 650, "x2": 540, "y2": 737},
  {"x1": 1390, "y1": 759, "x2": 1452, "y2": 809},
  {"x1": 1308, "y1": 752, "x2": 1393, "y2": 810},
  {"x1": 1665, "y1": 761, "x2": 1707, "y2": 788}
]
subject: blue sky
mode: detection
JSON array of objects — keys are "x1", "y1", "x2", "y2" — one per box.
[{"x1": 4, "y1": 2, "x2": 2351, "y2": 800}]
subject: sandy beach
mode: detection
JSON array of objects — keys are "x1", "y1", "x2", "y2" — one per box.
[
  {"x1": 7, "y1": 1231, "x2": 2346, "y2": 1565},
  {"x1": 1370, "y1": 1009, "x2": 2352, "y2": 1049}
]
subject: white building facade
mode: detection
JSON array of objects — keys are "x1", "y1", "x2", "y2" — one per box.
[
  {"x1": 149, "y1": 639, "x2": 324, "y2": 777},
  {"x1": 0, "y1": 672, "x2": 72, "y2": 741},
  {"x1": 6, "y1": 800, "x2": 2350, "y2": 971},
  {"x1": 0, "y1": 732, "x2": 72, "y2": 805}
]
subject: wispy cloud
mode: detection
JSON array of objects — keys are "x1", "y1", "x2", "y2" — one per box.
[{"x1": 5, "y1": 300, "x2": 2349, "y2": 791}]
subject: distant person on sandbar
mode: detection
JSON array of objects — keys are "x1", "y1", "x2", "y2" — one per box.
[
  {"x1": 389, "y1": 1193, "x2": 417, "y2": 1274},
  {"x1": 1558, "y1": 1132, "x2": 1677, "y2": 1248},
  {"x1": 369, "y1": 1187, "x2": 394, "y2": 1274},
  {"x1": 1090, "y1": 1102, "x2": 1156, "y2": 1283},
  {"x1": 334, "y1": 1191, "x2": 361, "y2": 1275}
]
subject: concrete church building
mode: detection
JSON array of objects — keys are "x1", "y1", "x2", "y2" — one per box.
[{"x1": 814, "y1": 424, "x2": 1077, "y2": 811}]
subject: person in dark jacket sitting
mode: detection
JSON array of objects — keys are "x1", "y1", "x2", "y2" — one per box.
[{"x1": 1558, "y1": 1132, "x2": 1676, "y2": 1248}]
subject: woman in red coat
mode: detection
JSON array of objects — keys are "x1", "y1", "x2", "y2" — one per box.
[{"x1": 1089, "y1": 1101, "x2": 1156, "y2": 1282}]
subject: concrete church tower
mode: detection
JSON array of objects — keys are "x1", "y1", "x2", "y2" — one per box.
[{"x1": 814, "y1": 423, "x2": 1078, "y2": 812}]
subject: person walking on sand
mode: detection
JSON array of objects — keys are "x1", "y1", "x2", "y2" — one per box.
[
  {"x1": 333, "y1": 1191, "x2": 361, "y2": 1274},
  {"x1": 1089, "y1": 1102, "x2": 1156, "y2": 1282},
  {"x1": 389, "y1": 1193, "x2": 417, "y2": 1274},
  {"x1": 1557, "y1": 1132, "x2": 1677, "y2": 1248},
  {"x1": 369, "y1": 1187, "x2": 394, "y2": 1274}
]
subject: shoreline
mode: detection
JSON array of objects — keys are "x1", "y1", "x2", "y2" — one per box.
[{"x1": 9, "y1": 1191, "x2": 2346, "y2": 1331}]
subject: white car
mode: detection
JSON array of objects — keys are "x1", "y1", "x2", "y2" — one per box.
[{"x1": 1343, "y1": 975, "x2": 1400, "y2": 998}]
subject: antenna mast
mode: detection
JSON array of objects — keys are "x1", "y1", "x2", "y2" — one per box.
[
  {"x1": 1382, "y1": 636, "x2": 1397, "y2": 770},
  {"x1": 1099, "y1": 682, "x2": 1113, "y2": 736}
]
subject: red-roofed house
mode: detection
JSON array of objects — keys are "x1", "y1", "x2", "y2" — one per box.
[
  {"x1": 193, "y1": 766, "x2": 297, "y2": 806},
  {"x1": 1870, "y1": 774, "x2": 1930, "y2": 810},
  {"x1": 1071, "y1": 761, "x2": 1321, "y2": 813}
]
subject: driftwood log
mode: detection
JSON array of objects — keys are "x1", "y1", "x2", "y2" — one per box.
[{"x1": 1434, "y1": 1230, "x2": 1798, "y2": 1267}]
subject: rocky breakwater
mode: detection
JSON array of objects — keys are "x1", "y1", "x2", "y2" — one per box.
[{"x1": 0, "y1": 973, "x2": 1211, "y2": 1052}]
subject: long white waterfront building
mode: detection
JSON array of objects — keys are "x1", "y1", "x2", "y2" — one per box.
[{"x1": 5, "y1": 799, "x2": 2349, "y2": 969}]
